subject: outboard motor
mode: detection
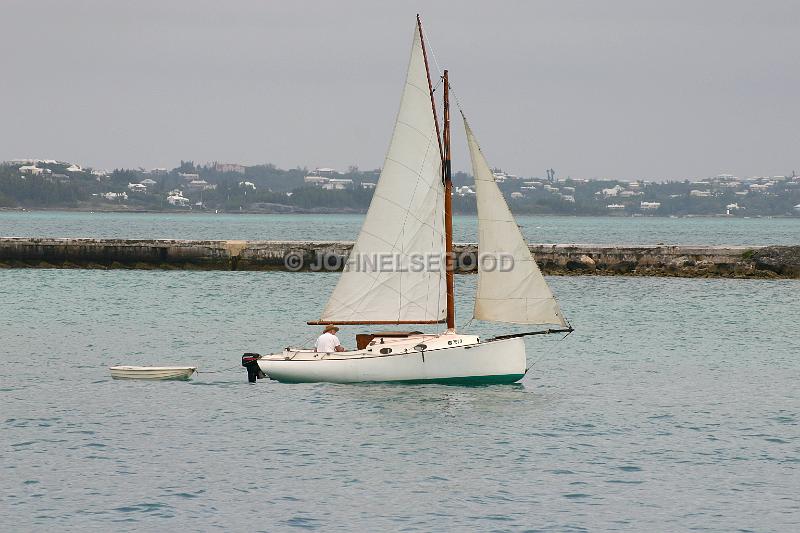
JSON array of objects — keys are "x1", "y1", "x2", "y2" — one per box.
[{"x1": 242, "y1": 353, "x2": 265, "y2": 383}]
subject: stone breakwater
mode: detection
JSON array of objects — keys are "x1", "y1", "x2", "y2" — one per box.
[{"x1": 0, "y1": 238, "x2": 798, "y2": 278}]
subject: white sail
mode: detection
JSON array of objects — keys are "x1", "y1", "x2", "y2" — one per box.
[
  {"x1": 318, "y1": 25, "x2": 446, "y2": 324},
  {"x1": 465, "y1": 117, "x2": 568, "y2": 327}
]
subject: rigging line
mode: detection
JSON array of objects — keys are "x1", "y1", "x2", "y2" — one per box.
[
  {"x1": 438, "y1": 72, "x2": 466, "y2": 118},
  {"x1": 561, "y1": 318, "x2": 575, "y2": 339},
  {"x1": 418, "y1": 22, "x2": 446, "y2": 127},
  {"x1": 419, "y1": 23, "x2": 443, "y2": 79},
  {"x1": 417, "y1": 21, "x2": 469, "y2": 119},
  {"x1": 284, "y1": 332, "x2": 318, "y2": 351},
  {"x1": 528, "y1": 351, "x2": 548, "y2": 369},
  {"x1": 449, "y1": 84, "x2": 466, "y2": 116}
]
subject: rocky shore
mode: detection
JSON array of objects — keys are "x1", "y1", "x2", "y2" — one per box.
[{"x1": 1, "y1": 238, "x2": 798, "y2": 278}]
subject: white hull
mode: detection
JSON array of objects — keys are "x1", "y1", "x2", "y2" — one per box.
[
  {"x1": 109, "y1": 366, "x2": 197, "y2": 380},
  {"x1": 258, "y1": 334, "x2": 526, "y2": 384}
]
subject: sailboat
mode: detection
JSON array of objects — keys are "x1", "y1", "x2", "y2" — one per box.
[{"x1": 256, "y1": 16, "x2": 572, "y2": 384}]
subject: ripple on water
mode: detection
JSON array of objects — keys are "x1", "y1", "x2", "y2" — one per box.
[
  {"x1": 1, "y1": 270, "x2": 799, "y2": 531},
  {"x1": 563, "y1": 493, "x2": 592, "y2": 499},
  {"x1": 112, "y1": 502, "x2": 174, "y2": 515}
]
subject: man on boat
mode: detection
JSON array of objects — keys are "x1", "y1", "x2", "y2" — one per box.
[{"x1": 315, "y1": 325, "x2": 346, "y2": 353}]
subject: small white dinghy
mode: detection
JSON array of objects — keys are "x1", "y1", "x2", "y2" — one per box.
[{"x1": 109, "y1": 366, "x2": 197, "y2": 381}]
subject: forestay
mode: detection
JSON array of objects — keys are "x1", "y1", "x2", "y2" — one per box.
[
  {"x1": 465, "y1": 116, "x2": 568, "y2": 327},
  {"x1": 318, "y1": 25, "x2": 446, "y2": 324}
]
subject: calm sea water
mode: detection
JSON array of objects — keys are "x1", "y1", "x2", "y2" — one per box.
[
  {"x1": 1, "y1": 268, "x2": 798, "y2": 531},
  {"x1": 1, "y1": 210, "x2": 799, "y2": 244}
]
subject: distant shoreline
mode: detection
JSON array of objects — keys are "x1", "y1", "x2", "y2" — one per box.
[
  {"x1": 0, "y1": 205, "x2": 368, "y2": 215},
  {"x1": 1, "y1": 206, "x2": 797, "y2": 219}
]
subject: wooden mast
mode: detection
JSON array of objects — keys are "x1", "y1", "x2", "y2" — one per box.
[{"x1": 442, "y1": 70, "x2": 455, "y2": 331}]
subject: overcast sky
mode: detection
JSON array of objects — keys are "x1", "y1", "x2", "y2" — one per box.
[{"x1": 1, "y1": 0, "x2": 798, "y2": 179}]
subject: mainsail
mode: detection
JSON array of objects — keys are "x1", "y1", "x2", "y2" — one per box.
[
  {"x1": 464, "y1": 116, "x2": 568, "y2": 327},
  {"x1": 317, "y1": 25, "x2": 446, "y2": 324}
]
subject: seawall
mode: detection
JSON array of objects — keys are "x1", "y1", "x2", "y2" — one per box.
[{"x1": 0, "y1": 238, "x2": 798, "y2": 278}]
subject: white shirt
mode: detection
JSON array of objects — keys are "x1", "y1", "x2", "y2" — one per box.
[{"x1": 315, "y1": 332, "x2": 341, "y2": 353}]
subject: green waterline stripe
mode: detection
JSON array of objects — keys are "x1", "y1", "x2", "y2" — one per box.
[{"x1": 272, "y1": 373, "x2": 526, "y2": 386}]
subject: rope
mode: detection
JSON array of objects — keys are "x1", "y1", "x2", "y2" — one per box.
[
  {"x1": 196, "y1": 329, "x2": 317, "y2": 376},
  {"x1": 522, "y1": 324, "x2": 574, "y2": 373},
  {"x1": 528, "y1": 352, "x2": 548, "y2": 369},
  {"x1": 419, "y1": 24, "x2": 468, "y2": 121},
  {"x1": 294, "y1": 333, "x2": 318, "y2": 349}
]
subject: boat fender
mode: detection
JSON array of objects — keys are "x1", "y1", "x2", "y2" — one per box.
[{"x1": 241, "y1": 353, "x2": 265, "y2": 383}]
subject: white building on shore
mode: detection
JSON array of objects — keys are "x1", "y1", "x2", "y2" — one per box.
[
  {"x1": 98, "y1": 192, "x2": 128, "y2": 201},
  {"x1": 322, "y1": 178, "x2": 353, "y2": 190},
  {"x1": 304, "y1": 176, "x2": 329, "y2": 186},
  {"x1": 18, "y1": 165, "x2": 44, "y2": 175},
  {"x1": 215, "y1": 163, "x2": 246, "y2": 174},
  {"x1": 167, "y1": 193, "x2": 190, "y2": 206}
]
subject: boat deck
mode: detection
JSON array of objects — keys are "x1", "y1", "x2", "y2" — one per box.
[{"x1": 264, "y1": 332, "x2": 480, "y2": 361}]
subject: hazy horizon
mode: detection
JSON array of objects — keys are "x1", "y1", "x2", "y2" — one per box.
[{"x1": 2, "y1": 0, "x2": 798, "y2": 180}]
